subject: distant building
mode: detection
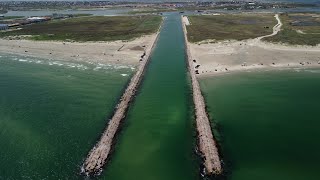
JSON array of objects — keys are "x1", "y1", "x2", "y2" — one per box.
[{"x1": 0, "y1": 24, "x2": 8, "y2": 30}]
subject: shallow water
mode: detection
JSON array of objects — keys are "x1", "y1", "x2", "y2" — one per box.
[
  {"x1": 0, "y1": 55, "x2": 133, "y2": 179},
  {"x1": 100, "y1": 13, "x2": 199, "y2": 180},
  {"x1": 200, "y1": 69, "x2": 320, "y2": 180}
]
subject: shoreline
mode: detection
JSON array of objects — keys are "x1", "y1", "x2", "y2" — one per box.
[
  {"x1": 189, "y1": 39, "x2": 320, "y2": 77},
  {"x1": 198, "y1": 65, "x2": 320, "y2": 78},
  {"x1": 0, "y1": 34, "x2": 158, "y2": 66}
]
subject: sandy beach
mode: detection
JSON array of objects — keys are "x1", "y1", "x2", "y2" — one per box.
[
  {"x1": 189, "y1": 40, "x2": 320, "y2": 76},
  {"x1": 0, "y1": 34, "x2": 158, "y2": 65},
  {"x1": 184, "y1": 15, "x2": 320, "y2": 76}
]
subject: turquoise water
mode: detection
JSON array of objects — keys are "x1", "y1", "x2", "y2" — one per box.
[
  {"x1": 200, "y1": 69, "x2": 320, "y2": 180},
  {"x1": 100, "y1": 13, "x2": 199, "y2": 180},
  {"x1": 0, "y1": 54, "x2": 133, "y2": 179}
]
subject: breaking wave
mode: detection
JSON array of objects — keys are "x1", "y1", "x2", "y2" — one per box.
[{"x1": 0, "y1": 54, "x2": 136, "y2": 73}]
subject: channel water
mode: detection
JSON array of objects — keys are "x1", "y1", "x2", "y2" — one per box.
[{"x1": 100, "y1": 13, "x2": 199, "y2": 180}]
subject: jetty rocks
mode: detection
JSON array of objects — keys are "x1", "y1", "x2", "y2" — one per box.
[
  {"x1": 81, "y1": 30, "x2": 160, "y2": 176},
  {"x1": 182, "y1": 16, "x2": 222, "y2": 176}
]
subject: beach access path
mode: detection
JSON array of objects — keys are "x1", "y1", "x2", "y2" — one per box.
[
  {"x1": 256, "y1": 14, "x2": 282, "y2": 40},
  {"x1": 186, "y1": 13, "x2": 320, "y2": 76},
  {"x1": 182, "y1": 15, "x2": 222, "y2": 175}
]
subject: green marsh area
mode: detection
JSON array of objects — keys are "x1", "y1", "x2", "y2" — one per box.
[
  {"x1": 0, "y1": 55, "x2": 132, "y2": 179},
  {"x1": 264, "y1": 13, "x2": 320, "y2": 46},
  {"x1": 187, "y1": 14, "x2": 275, "y2": 42},
  {"x1": 200, "y1": 70, "x2": 320, "y2": 180},
  {"x1": 1, "y1": 15, "x2": 162, "y2": 41}
]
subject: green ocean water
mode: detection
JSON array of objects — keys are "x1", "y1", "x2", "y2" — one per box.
[
  {"x1": 0, "y1": 55, "x2": 133, "y2": 179},
  {"x1": 200, "y1": 69, "x2": 320, "y2": 180},
  {"x1": 3, "y1": 12, "x2": 320, "y2": 180},
  {"x1": 101, "y1": 13, "x2": 199, "y2": 180}
]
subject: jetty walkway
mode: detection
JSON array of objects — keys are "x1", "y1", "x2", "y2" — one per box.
[
  {"x1": 182, "y1": 16, "x2": 222, "y2": 175},
  {"x1": 81, "y1": 30, "x2": 160, "y2": 176}
]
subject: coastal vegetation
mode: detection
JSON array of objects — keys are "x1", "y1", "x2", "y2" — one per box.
[
  {"x1": 187, "y1": 14, "x2": 276, "y2": 42},
  {"x1": 0, "y1": 15, "x2": 162, "y2": 41},
  {"x1": 264, "y1": 13, "x2": 320, "y2": 46}
]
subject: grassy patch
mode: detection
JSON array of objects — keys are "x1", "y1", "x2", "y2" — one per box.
[
  {"x1": 264, "y1": 13, "x2": 320, "y2": 46},
  {"x1": 0, "y1": 15, "x2": 161, "y2": 42},
  {"x1": 186, "y1": 14, "x2": 276, "y2": 42}
]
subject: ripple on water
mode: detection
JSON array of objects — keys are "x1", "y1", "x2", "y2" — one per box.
[{"x1": 1, "y1": 54, "x2": 136, "y2": 73}]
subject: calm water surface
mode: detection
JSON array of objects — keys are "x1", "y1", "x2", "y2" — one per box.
[
  {"x1": 200, "y1": 69, "x2": 320, "y2": 180},
  {"x1": 0, "y1": 55, "x2": 133, "y2": 179}
]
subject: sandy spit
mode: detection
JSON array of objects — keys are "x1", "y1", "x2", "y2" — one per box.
[
  {"x1": 0, "y1": 34, "x2": 158, "y2": 65},
  {"x1": 189, "y1": 40, "x2": 320, "y2": 77},
  {"x1": 186, "y1": 13, "x2": 320, "y2": 77}
]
